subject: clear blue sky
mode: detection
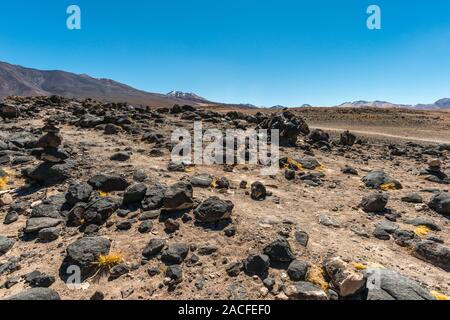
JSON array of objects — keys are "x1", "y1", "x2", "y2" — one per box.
[{"x1": 1, "y1": 0, "x2": 450, "y2": 106}]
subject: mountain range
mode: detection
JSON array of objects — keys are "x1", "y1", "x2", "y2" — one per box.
[
  {"x1": 0, "y1": 61, "x2": 209, "y2": 107},
  {"x1": 1, "y1": 61, "x2": 449, "y2": 110},
  {"x1": 335, "y1": 99, "x2": 450, "y2": 110}
]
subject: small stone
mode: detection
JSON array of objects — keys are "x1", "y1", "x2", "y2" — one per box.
[
  {"x1": 263, "y1": 277, "x2": 275, "y2": 291},
  {"x1": 323, "y1": 256, "x2": 366, "y2": 297},
  {"x1": 401, "y1": 193, "x2": 423, "y2": 204},
  {"x1": 294, "y1": 230, "x2": 309, "y2": 247},
  {"x1": 263, "y1": 238, "x2": 295, "y2": 263},
  {"x1": 373, "y1": 228, "x2": 390, "y2": 240},
  {"x1": 25, "y1": 271, "x2": 56, "y2": 288},
  {"x1": 109, "y1": 264, "x2": 130, "y2": 279},
  {"x1": 90, "y1": 291, "x2": 105, "y2": 300},
  {"x1": 4, "y1": 211, "x2": 19, "y2": 225},
  {"x1": 319, "y1": 214, "x2": 340, "y2": 228},
  {"x1": 116, "y1": 220, "x2": 133, "y2": 231},
  {"x1": 110, "y1": 152, "x2": 131, "y2": 162},
  {"x1": 142, "y1": 239, "x2": 166, "y2": 258},
  {"x1": 285, "y1": 282, "x2": 328, "y2": 300},
  {"x1": 38, "y1": 227, "x2": 61, "y2": 242},
  {"x1": 147, "y1": 267, "x2": 160, "y2": 277},
  {"x1": 361, "y1": 193, "x2": 389, "y2": 213},
  {"x1": 224, "y1": 226, "x2": 236, "y2": 237},
  {"x1": 197, "y1": 245, "x2": 218, "y2": 256},
  {"x1": 287, "y1": 260, "x2": 309, "y2": 281},
  {"x1": 194, "y1": 197, "x2": 234, "y2": 223},
  {"x1": 243, "y1": 254, "x2": 270, "y2": 276},
  {"x1": 138, "y1": 221, "x2": 153, "y2": 234},
  {"x1": 251, "y1": 182, "x2": 267, "y2": 201},
  {"x1": 161, "y1": 243, "x2": 189, "y2": 265},
  {"x1": 0, "y1": 194, "x2": 13, "y2": 206},
  {"x1": 166, "y1": 265, "x2": 183, "y2": 283},
  {"x1": 0, "y1": 236, "x2": 15, "y2": 256},
  {"x1": 164, "y1": 218, "x2": 180, "y2": 233},
  {"x1": 226, "y1": 261, "x2": 243, "y2": 277}
]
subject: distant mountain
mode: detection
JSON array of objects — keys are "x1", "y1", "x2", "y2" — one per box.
[
  {"x1": 0, "y1": 61, "x2": 207, "y2": 107},
  {"x1": 336, "y1": 100, "x2": 411, "y2": 109},
  {"x1": 237, "y1": 103, "x2": 259, "y2": 109},
  {"x1": 166, "y1": 91, "x2": 209, "y2": 103},
  {"x1": 335, "y1": 99, "x2": 450, "y2": 110},
  {"x1": 414, "y1": 98, "x2": 450, "y2": 110},
  {"x1": 270, "y1": 105, "x2": 286, "y2": 110}
]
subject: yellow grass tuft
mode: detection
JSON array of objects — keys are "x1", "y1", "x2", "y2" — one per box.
[
  {"x1": 0, "y1": 169, "x2": 11, "y2": 191},
  {"x1": 99, "y1": 191, "x2": 111, "y2": 197},
  {"x1": 0, "y1": 176, "x2": 9, "y2": 191},
  {"x1": 315, "y1": 164, "x2": 326, "y2": 172},
  {"x1": 431, "y1": 290, "x2": 449, "y2": 300},
  {"x1": 379, "y1": 183, "x2": 398, "y2": 191},
  {"x1": 307, "y1": 265, "x2": 329, "y2": 291},
  {"x1": 352, "y1": 262, "x2": 367, "y2": 270},
  {"x1": 285, "y1": 158, "x2": 304, "y2": 171},
  {"x1": 95, "y1": 253, "x2": 123, "y2": 268},
  {"x1": 414, "y1": 225, "x2": 431, "y2": 236}
]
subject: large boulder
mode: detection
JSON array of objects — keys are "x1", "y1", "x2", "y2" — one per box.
[
  {"x1": 88, "y1": 174, "x2": 129, "y2": 192},
  {"x1": 194, "y1": 197, "x2": 234, "y2": 223},
  {"x1": 66, "y1": 181, "x2": 93, "y2": 205},
  {"x1": 362, "y1": 171, "x2": 402, "y2": 190},
  {"x1": 364, "y1": 268, "x2": 434, "y2": 300},
  {"x1": 190, "y1": 174, "x2": 213, "y2": 188},
  {"x1": 360, "y1": 193, "x2": 389, "y2": 213},
  {"x1": 263, "y1": 238, "x2": 295, "y2": 263},
  {"x1": 323, "y1": 256, "x2": 366, "y2": 297},
  {"x1": 428, "y1": 193, "x2": 450, "y2": 216},
  {"x1": 284, "y1": 281, "x2": 328, "y2": 300},
  {"x1": 0, "y1": 236, "x2": 15, "y2": 256},
  {"x1": 162, "y1": 182, "x2": 194, "y2": 211},
  {"x1": 413, "y1": 240, "x2": 450, "y2": 271},
  {"x1": 123, "y1": 183, "x2": 147, "y2": 204},
  {"x1": 5, "y1": 288, "x2": 61, "y2": 300},
  {"x1": 141, "y1": 183, "x2": 167, "y2": 211},
  {"x1": 142, "y1": 239, "x2": 166, "y2": 258},
  {"x1": 243, "y1": 253, "x2": 270, "y2": 276},
  {"x1": 340, "y1": 130, "x2": 356, "y2": 146},
  {"x1": 80, "y1": 197, "x2": 121, "y2": 225},
  {"x1": 30, "y1": 194, "x2": 66, "y2": 219},
  {"x1": 64, "y1": 236, "x2": 111, "y2": 277},
  {"x1": 308, "y1": 129, "x2": 329, "y2": 143},
  {"x1": 24, "y1": 218, "x2": 63, "y2": 234},
  {"x1": 23, "y1": 161, "x2": 73, "y2": 186},
  {"x1": 37, "y1": 133, "x2": 62, "y2": 149},
  {"x1": 287, "y1": 260, "x2": 309, "y2": 281},
  {"x1": 161, "y1": 243, "x2": 189, "y2": 265}
]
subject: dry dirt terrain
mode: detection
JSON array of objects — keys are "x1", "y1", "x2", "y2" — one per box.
[{"x1": 0, "y1": 97, "x2": 449, "y2": 300}]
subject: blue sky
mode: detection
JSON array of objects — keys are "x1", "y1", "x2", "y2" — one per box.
[{"x1": 1, "y1": 0, "x2": 450, "y2": 106}]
